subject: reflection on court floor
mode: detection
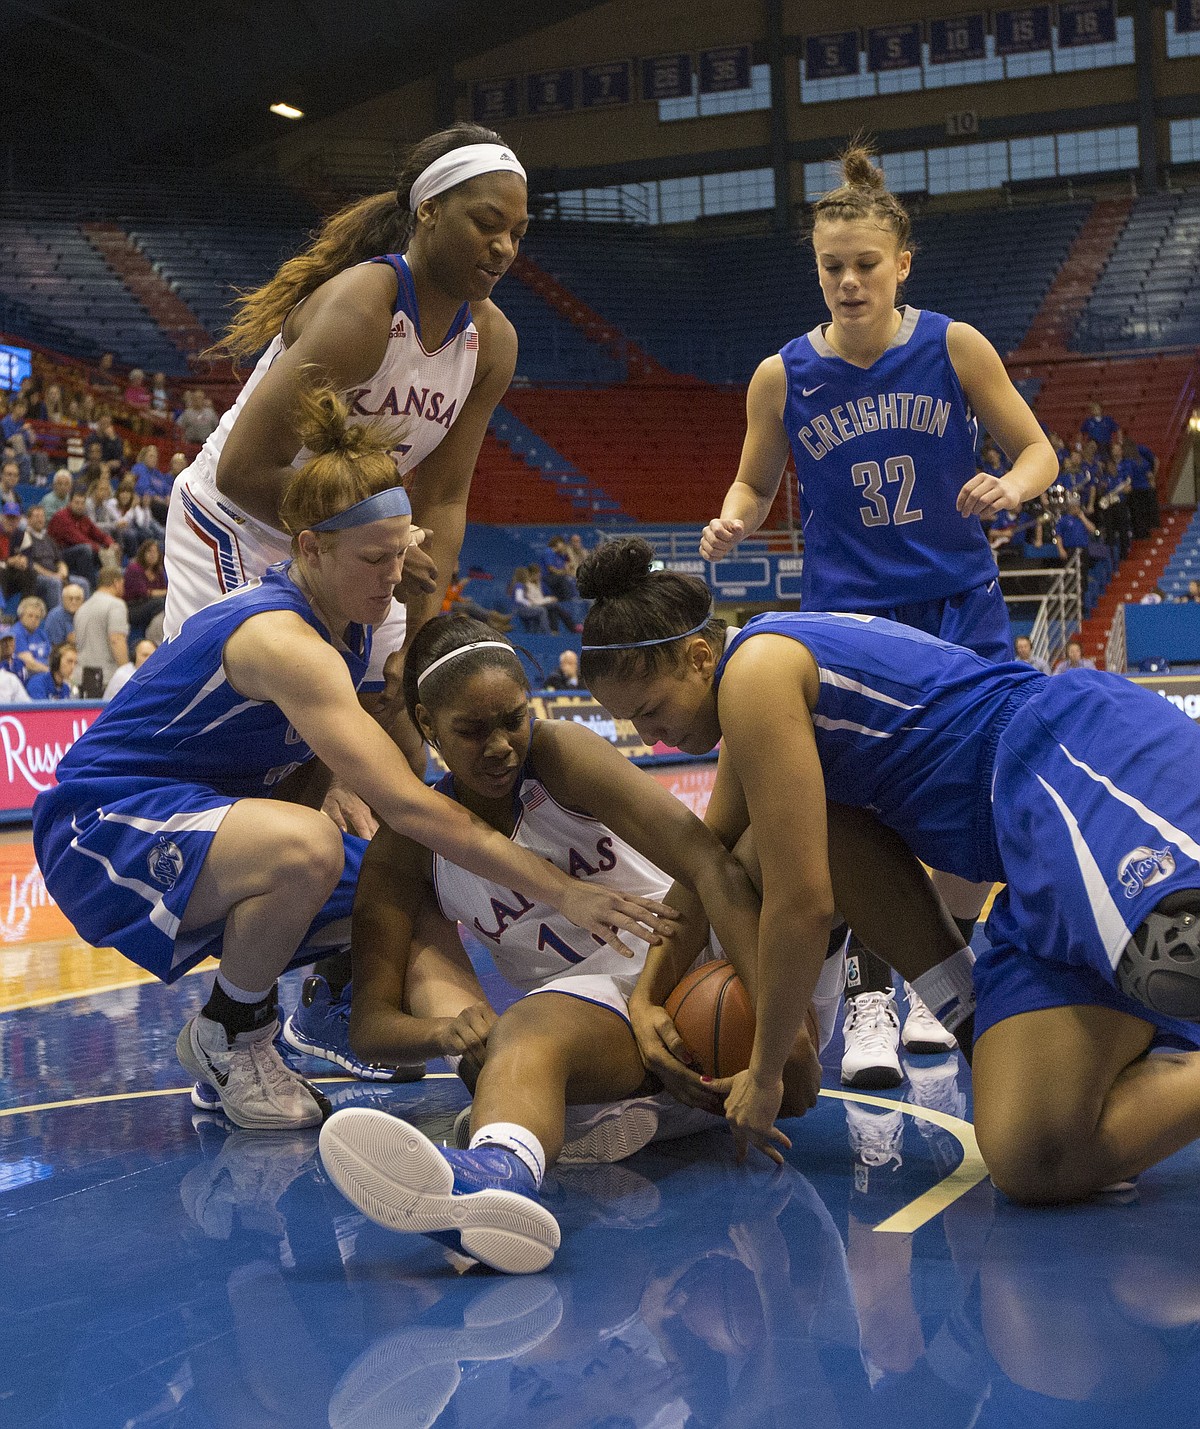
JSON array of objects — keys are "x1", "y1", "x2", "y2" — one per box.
[{"x1": 4, "y1": 832, "x2": 1200, "y2": 1428}]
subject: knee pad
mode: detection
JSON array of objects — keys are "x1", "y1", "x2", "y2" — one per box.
[{"x1": 1115, "y1": 890, "x2": 1200, "y2": 1020}]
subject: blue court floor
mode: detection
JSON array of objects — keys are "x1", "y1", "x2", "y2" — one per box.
[{"x1": 6, "y1": 878, "x2": 1200, "y2": 1426}]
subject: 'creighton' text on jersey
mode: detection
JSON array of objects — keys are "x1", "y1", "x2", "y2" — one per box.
[
  {"x1": 780, "y1": 307, "x2": 997, "y2": 610},
  {"x1": 53, "y1": 563, "x2": 371, "y2": 797}
]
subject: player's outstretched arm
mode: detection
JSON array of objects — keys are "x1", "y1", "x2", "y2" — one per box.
[
  {"x1": 700, "y1": 357, "x2": 791, "y2": 561},
  {"x1": 224, "y1": 612, "x2": 676, "y2": 955}
]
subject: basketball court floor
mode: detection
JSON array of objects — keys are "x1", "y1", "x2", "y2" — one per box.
[{"x1": 5, "y1": 824, "x2": 1200, "y2": 1428}]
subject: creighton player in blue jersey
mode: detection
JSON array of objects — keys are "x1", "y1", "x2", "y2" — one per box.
[
  {"x1": 702, "y1": 142, "x2": 1058, "y2": 1088},
  {"x1": 580, "y1": 538, "x2": 1200, "y2": 1202},
  {"x1": 32, "y1": 399, "x2": 672, "y2": 1134}
]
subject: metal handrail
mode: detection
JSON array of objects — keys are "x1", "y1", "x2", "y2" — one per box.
[
  {"x1": 1105, "y1": 601, "x2": 1128, "y2": 673},
  {"x1": 998, "y1": 552, "x2": 1083, "y2": 665}
]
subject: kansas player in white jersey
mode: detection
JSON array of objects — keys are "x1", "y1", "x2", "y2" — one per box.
[
  {"x1": 702, "y1": 142, "x2": 1058, "y2": 1086},
  {"x1": 319, "y1": 614, "x2": 850, "y2": 1272},
  {"x1": 32, "y1": 400, "x2": 672, "y2": 1136},
  {"x1": 580, "y1": 538, "x2": 1200, "y2": 1212},
  {"x1": 163, "y1": 123, "x2": 527, "y2": 846}
]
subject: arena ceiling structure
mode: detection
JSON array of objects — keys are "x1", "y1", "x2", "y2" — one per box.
[{"x1": 5, "y1": 0, "x2": 611, "y2": 177}]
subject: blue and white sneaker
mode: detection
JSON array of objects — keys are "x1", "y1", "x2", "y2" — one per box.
[
  {"x1": 283, "y1": 975, "x2": 426, "y2": 1083},
  {"x1": 319, "y1": 1108, "x2": 560, "y2": 1274}
]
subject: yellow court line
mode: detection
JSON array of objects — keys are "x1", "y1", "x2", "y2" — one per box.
[
  {"x1": 818, "y1": 1088, "x2": 989, "y2": 1234},
  {"x1": 1, "y1": 1079, "x2": 988, "y2": 1237}
]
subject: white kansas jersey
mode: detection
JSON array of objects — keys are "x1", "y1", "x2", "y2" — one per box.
[{"x1": 432, "y1": 759, "x2": 672, "y2": 992}]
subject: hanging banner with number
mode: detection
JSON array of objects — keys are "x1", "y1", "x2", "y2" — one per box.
[
  {"x1": 804, "y1": 31, "x2": 860, "y2": 79},
  {"x1": 471, "y1": 78, "x2": 519, "y2": 123},
  {"x1": 994, "y1": 5, "x2": 1053, "y2": 53},
  {"x1": 1177, "y1": 0, "x2": 1200, "y2": 34},
  {"x1": 699, "y1": 45, "x2": 752, "y2": 92},
  {"x1": 866, "y1": 22, "x2": 922, "y2": 71},
  {"x1": 1056, "y1": 0, "x2": 1116, "y2": 46},
  {"x1": 527, "y1": 69, "x2": 575, "y2": 114},
  {"x1": 580, "y1": 60, "x2": 631, "y2": 108},
  {"x1": 929, "y1": 14, "x2": 987, "y2": 62},
  {"x1": 642, "y1": 53, "x2": 693, "y2": 100}
]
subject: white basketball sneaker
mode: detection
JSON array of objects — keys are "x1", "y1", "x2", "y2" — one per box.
[
  {"x1": 840, "y1": 990, "x2": 903, "y2": 1089},
  {"x1": 176, "y1": 1014, "x2": 330, "y2": 1130},
  {"x1": 901, "y1": 982, "x2": 958, "y2": 1054}
]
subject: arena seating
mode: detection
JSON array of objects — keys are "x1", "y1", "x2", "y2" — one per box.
[{"x1": 1075, "y1": 189, "x2": 1200, "y2": 351}]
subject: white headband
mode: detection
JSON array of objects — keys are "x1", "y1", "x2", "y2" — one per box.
[
  {"x1": 417, "y1": 640, "x2": 517, "y2": 686},
  {"x1": 408, "y1": 143, "x2": 527, "y2": 212}
]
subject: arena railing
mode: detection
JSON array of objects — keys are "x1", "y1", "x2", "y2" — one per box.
[
  {"x1": 1001, "y1": 552, "x2": 1083, "y2": 668},
  {"x1": 1105, "y1": 602, "x2": 1128, "y2": 674}
]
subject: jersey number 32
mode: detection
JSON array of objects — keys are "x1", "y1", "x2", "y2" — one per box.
[{"x1": 852, "y1": 456, "x2": 924, "y2": 528}]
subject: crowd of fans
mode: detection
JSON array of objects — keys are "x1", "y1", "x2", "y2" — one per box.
[{"x1": 0, "y1": 358, "x2": 226, "y2": 702}]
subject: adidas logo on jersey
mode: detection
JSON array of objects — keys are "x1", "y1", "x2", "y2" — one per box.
[{"x1": 390, "y1": 319, "x2": 406, "y2": 338}]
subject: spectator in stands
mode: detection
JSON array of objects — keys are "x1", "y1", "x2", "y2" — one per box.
[
  {"x1": 124, "y1": 369, "x2": 150, "y2": 411},
  {"x1": 1117, "y1": 434, "x2": 1160, "y2": 541},
  {"x1": 1094, "y1": 455, "x2": 1132, "y2": 561},
  {"x1": 0, "y1": 460, "x2": 21, "y2": 508},
  {"x1": 1053, "y1": 637, "x2": 1097, "y2": 674},
  {"x1": 12, "y1": 597, "x2": 50, "y2": 683},
  {"x1": 3, "y1": 436, "x2": 32, "y2": 484},
  {"x1": 73, "y1": 566, "x2": 128, "y2": 699},
  {"x1": 540, "y1": 536, "x2": 576, "y2": 601},
  {"x1": 94, "y1": 352, "x2": 119, "y2": 395},
  {"x1": 167, "y1": 452, "x2": 187, "y2": 483},
  {"x1": 42, "y1": 384, "x2": 65, "y2": 425},
  {"x1": 563, "y1": 532, "x2": 588, "y2": 575},
  {"x1": 1, "y1": 398, "x2": 34, "y2": 445},
  {"x1": 1053, "y1": 494, "x2": 1101, "y2": 581},
  {"x1": 544, "y1": 648, "x2": 584, "y2": 690},
  {"x1": 0, "y1": 634, "x2": 22, "y2": 681},
  {"x1": 49, "y1": 489, "x2": 113, "y2": 588},
  {"x1": 1012, "y1": 634, "x2": 1051, "y2": 675},
  {"x1": 0, "y1": 659, "x2": 29, "y2": 703},
  {"x1": 122, "y1": 538, "x2": 168, "y2": 637},
  {"x1": 1186, "y1": 579, "x2": 1200, "y2": 604},
  {"x1": 108, "y1": 479, "x2": 159, "y2": 557},
  {"x1": 44, "y1": 582, "x2": 84, "y2": 648},
  {"x1": 179, "y1": 389, "x2": 218, "y2": 445},
  {"x1": 150, "y1": 372, "x2": 170, "y2": 420},
  {"x1": 102, "y1": 636, "x2": 157, "y2": 702},
  {"x1": 132, "y1": 444, "x2": 171, "y2": 525},
  {"x1": 96, "y1": 415, "x2": 124, "y2": 466},
  {"x1": 27, "y1": 644, "x2": 78, "y2": 701},
  {"x1": 42, "y1": 469, "x2": 75, "y2": 521},
  {"x1": 0, "y1": 502, "x2": 35, "y2": 604},
  {"x1": 16, "y1": 503, "x2": 69, "y2": 609},
  {"x1": 85, "y1": 472, "x2": 116, "y2": 528},
  {"x1": 1081, "y1": 399, "x2": 1119, "y2": 455},
  {"x1": 519, "y1": 565, "x2": 572, "y2": 633},
  {"x1": 440, "y1": 567, "x2": 512, "y2": 632},
  {"x1": 509, "y1": 565, "x2": 552, "y2": 633}
]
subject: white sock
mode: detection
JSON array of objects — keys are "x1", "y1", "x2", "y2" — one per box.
[
  {"x1": 215, "y1": 970, "x2": 275, "y2": 1002},
  {"x1": 470, "y1": 1122, "x2": 546, "y2": 1186},
  {"x1": 910, "y1": 947, "x2": 976, "y2": 1033},
  {"x1": 811, "y1": 940, "x2": 848, "y2": 1053}
]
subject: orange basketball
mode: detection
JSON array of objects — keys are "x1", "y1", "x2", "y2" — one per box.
[{"x1": 664, "y1": 960, "x2": 819, "y2": 1078}]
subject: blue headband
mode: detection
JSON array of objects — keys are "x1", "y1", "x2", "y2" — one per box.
[
  {"x1": 581, "y1": 613, "x2": 712, "y2": 652},
  {"x1": 310, "y1": 486, "x2": 412, "y2": 532}
]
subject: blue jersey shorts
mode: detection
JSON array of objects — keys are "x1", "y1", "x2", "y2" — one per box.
[
  {"x1": 34, "y1": 777, "x2": 365, "y2": 984},
  {"x1": 882, "y1": 577, "x2": 1014, "y2": 663},
  {"x1": 976, "y1": 669, "x2": 1200, "y2": 1049}
]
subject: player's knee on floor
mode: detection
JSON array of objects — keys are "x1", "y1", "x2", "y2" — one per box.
[
  {"x1": 1115, "y1": 889, "x2": 1200, "y2": 1021},
  {"x1": 976, "y1": 1116, "x2": 1083, "y2": 1205}
]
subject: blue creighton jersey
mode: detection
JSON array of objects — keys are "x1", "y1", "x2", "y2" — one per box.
[
  {"x1": 780, "y1": 308, "x2": 997, "y2": 610},
  {"x1": 54, "y1": 563, "x2": 371, "y2": 797},
  {"x1": 715, "y1": 611, "x2": 1044, "y2": 881}
]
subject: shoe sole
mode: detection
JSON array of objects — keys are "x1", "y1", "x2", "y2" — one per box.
[
  {"x1": 282, "y1": 1017, "x2": 426, "y2": 1083},
  {"x1": 191, "y1": 1080, "x2": 221, "y2": 1111},
  {"x1": 176, "y1": 1023, "x2": 328, "y2": 1131},
  {"x1": 901, "y1": 1036, "x2": 958, "y2": 1055},
  {"x1": 320, "y1": 1108, "x2": 560, "y2": 1274},
  {"x1": 840, "y1": 1065, "x2": 904, "y2": 1090}
]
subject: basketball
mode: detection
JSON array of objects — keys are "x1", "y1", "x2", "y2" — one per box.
[{"x1": 664, "y1": 960, "x2": 821, "y2": 1078}]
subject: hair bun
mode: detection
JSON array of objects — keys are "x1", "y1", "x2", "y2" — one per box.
[
  {"x1": 576, "y1": 536, "x2": 655, "y2": 602},
  {"x1": 840, "y1": 143, "x2": 885, "y2": 193}
]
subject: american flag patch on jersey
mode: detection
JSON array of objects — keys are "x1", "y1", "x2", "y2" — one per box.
[
  {"x1": 465, "y1": 331, "x2": 479, "y2": 350},
  {"x1": 521, "y1": 784, "x2": 549, "y2": 811}
]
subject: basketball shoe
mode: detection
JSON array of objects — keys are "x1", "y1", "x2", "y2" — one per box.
[
  {"x1": 452, "y1": 1095, "x2": 721, "y2": 1166},
  {"x1": 845, "y1": 1099, "x2": 905, "y2": 1196},
  {"x1": 320, "y1": 1107, "x2": 560, "y2": 1273},
  {"x1": 840, "y1": 990, "x2": 903, "y2": 1089},
  {"x1": 902, "y1": 1053, "x2": 968, "y2": 1179},
  {"x1": 282, "y1": 975, "x2": 426, "y2": 1082},
  {"x1": 901, "y1": 982, "x2": 958, "y2": 1054},
  {"x1": 176, "y1": 1013, "x2": 330, "y2": 1130}
]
